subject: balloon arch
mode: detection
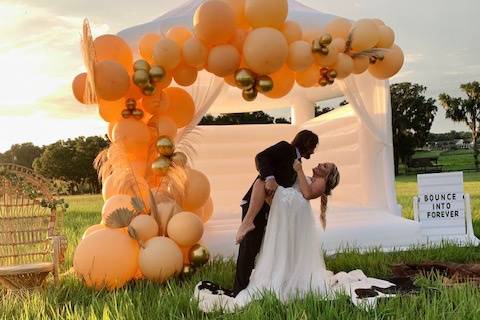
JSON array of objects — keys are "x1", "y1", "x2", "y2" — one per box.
[{"x1": 72, "y1": 0, "x2": 405, "y2": 290}]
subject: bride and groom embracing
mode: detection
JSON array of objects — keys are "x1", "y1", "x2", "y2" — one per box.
[{"x1": 195, "y1": 130, "x2": 397, "y2": 312}]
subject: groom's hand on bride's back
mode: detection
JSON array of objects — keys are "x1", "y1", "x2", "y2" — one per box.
[{"x1": 265, "y1": 177, "x2": 278, "y2": 197}]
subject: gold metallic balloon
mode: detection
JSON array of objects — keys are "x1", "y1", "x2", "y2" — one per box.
[
  {"x1": 255, "y1": 75, "x2": 274, "y2": 93},
  {"x1": 151, "y1": 156, "x2": 171, "y2": 176},
  {"x1": 171, "y1": 152, "x2": 188, "y2": 167},
  {"x1": 327, "y1": 70, "x2": 338, "y2": 79},
  {"x1": 242, "y1": 87, "x2": 258, "y2": 102},
  {"x1": 143, "y1": 83, "x2": 155, "y2": 96},
  {"x1": 376, "y1": 52, "x2": 385, "y2": 61},
  {"x1": 149, "y1": 66, "x2": 166, "y2": 83},
  {"x1": 121, "y1": 109, "x2": 132, "y2": 119},
  {"x1": 320, "y1": 46, "x2": 330, "y2": 55},
  {"x1": 133, "y1": 59, "x2": 151, "y2": 72},
  {"x1": 181, "y1": 264, "x2": 196, "y2": 277},
  {"x1": 133, "y1": 70, "x2": 150, "y2": 88},
  {"x1": 369, "y1": 56, "x2": 377, "y2": 64},
  {"x1": 126, "y1": 98, "x2": 137, "y2": 111},
  {"x1": 234, "y1": 68, "x2": 256, "y2": 89},
  {"x1": 320, "y1": 68, "x2": 329, "y2": 77},
  {"x1": 311, "y1": 39, "x2": 323, "y2": 54},
  {"x1": 131, "y1": 109, "x2": 144, "y2": 120},
  {"x1": 327, "y1": 78, "x2": 335, "y2": 85},
  {"x1": 156, "y1": 136, "x2": 175, "y2": 157},
  {"x1": 319, "y1": 33, "x2": 333, "y2": 46},
  {"x1": 188, "y1": 244, "x2": 210, "y2": 267},
  {"x1": 319, "y1": 78, "x2": 328, "y2": 87}
]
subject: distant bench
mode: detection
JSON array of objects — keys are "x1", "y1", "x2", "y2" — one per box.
[{"x1": 406, "y1": 156, "x2": 443, "y2": 174}]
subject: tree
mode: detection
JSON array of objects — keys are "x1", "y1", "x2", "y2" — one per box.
[
  {"x1": 391, "y1": 82, "x2": 437, "y2": 175},
  {"x1": 439, "y1": 81, "x2": 480, "y2": 171},
  {"x1": 200, "y1": 111, "x2": 274, "y2": 125},
  {"x1": 315, "y1": 106, "x2": 333, "y2": 117},
  {"x1": 0, "y1": 143, "x2": 42, "y2": 168},
  {"x1": 274, "y1": 117, "x2": 291, "y2": 124}
]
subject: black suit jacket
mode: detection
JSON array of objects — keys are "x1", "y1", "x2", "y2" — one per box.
[{"x1": 242, "y1": 141, "x2": 298, "y2": 203}]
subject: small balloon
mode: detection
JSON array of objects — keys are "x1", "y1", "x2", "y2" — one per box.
[
  {"x1": 149, "y1": 66, "x2": 166, "y2": 83},
  {"x1": 172, "y1": 152, "x2": 188, "y2": 167},
  {"x1": 188, "y1": 244, "x2": 210, "y2": 267},
  {"x1": 133, "y1": 70, "x2": 150, "y2": 88},
  {"x1": 151, "y1": 157, "x2": 171, "y2": 176},
  {"x1": 242, "y1": 87, "x2": 258, "y2": 101},
  {"x1": 234, "y1": 68, "x2": 256, "y2": 89},
  {"x1": 134, "y1": 60, "x2": 151, "y2": 72},
  {"x1": 156, "y1": 136, "x2": 174, "y2": 157},
  {"x1": 256, "y1": 75, "x2": 274, "y2": 93}
]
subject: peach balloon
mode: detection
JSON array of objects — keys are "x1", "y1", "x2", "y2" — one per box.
[
  {"x1": 229, "y1": 28, "x2": 249, "y2": 53},
  {"x1": 368, "y1": 45, "x2": 404, "y2": 80},
  {"x1": 296, "y1": 65, "x2": 320, "y2": 88},
  {"x1": 160, "y1": 87, "x2": 195, "y2": 128},
  {"x1": 125, "y1": 78, "x2": 143, "y2": 100},
  {"x1": 287, "y1": 40, "x2": 314, "y2": 72},
  {"x1": 194, "y1": 0, "x2": 236, "y2": 46},
  {"x1": 180, "y1": 245, "x2": 192, "y2": 265},
  {"x1": 153, "y1": 39, "x2": 182, "y2": 70},
  {"x1": 166, "y1": 212, "x2": 204, "y2": 247},
  {"x1": 139, "y1": 236, "x2": 183, "y2": 283},
  {"x1": 264, "y1": 65, "x2": 295, "y2": 99},
  {"x1": 324, "y1": 18, "x2": 352, "y2": 39},
  {"x1": 112, "y1": 118, "x2": 150, "y2": 154},
  {"x1": 282, "y1": 21, "x2": 303, "y2": 44},
  {"x1": 72, "y1": 73, "x2": 88, "y2": 104},
  {"x1": 224, "y1": 74, "x2": 238, "y2": 87},
  {"x1": 207, "y1": 45, "x2": 240, "y2": 77},
  {"x1": 129, "y1": 161, "x2": 148, "y2": 179},
  {"x1": 107, "y1": 122, "x2": 115, "y2": 141},
  {"x1": 331, "y1": 53, "x2": 354, "y2": 79},
  {"x1": 129, "y1": 215, "x2": 159, "y2": 243},
  {"x1": 182, "y1": 37, "x2": 208, "y2": 69},
  {"x1": 182, "y1": 169, "x2": 211, "y2": 211},
  {"x1": 116, "y1": 174, "x2": 152, "y2": 212},
  {"x1": 101, "y1": 194, "x2": 134, "y2": 221},
  {"x1": 244, "y1": 0, "x2": 288, "y2": 29},
  {"x1": 372, "y1": 18, "x2": 385, "y2": 27},
  {"x1": 156, "y1": 197, "x2": 183, "y2": 236},
  {"x1": 94, "y1": 60, "x2": 130, "y2": 101},
  {"x1": 98, "y1": 98, "x2": 125, "y2": 123},
  {"x1": 193, "y1": 197, "x2": 214, "y2": 223},
  {"x1": 82, "y1": 224, "x2": 105, "y2": 239},
  {"x1": 142, "y1": 89, "x2": 170, "y2": 114},
  {"x1": 166, "y1": 26, "x2": 192, "y2": 46},
  {"x1": 94, "y1": 34, "x2": 133, "y2": 70},
  {"x1": 102, "y1": 174, "x2": 118, "y2": 201},
  {"x1": 173, "y1": 63, "x2": 198, "y2": 86},
  {"x1": 156, "y1": 116, "x2": 178, "y2": 140},
  {"x1": 376, "y1": 25, "x2": 395, "y2": 48},
  {"x1": 352, "y1": 55, "x2": 370, "y2": 74},
  {"x1": 313, "y1": 46, "x2": 338, "y2": 67},
  {"x1": 222, "y1": 0, "x2": 249, "y2": 28},
  {"x1": 243, "y1": 27, "x2": 289, "y2": 75},
  {"x1": 302, "y1": 26, "x2": 325, "y2": 44},
  {"x1": 331, "y1": 38, "x2": 346, "y2": 53},
  {"x1": 139, "y1": 33, "x2": 162, "y2": 63},
  {"x1": 350, "y1": 19, "x2": 380, "y2": 52},
  {"x1": 73, "y1": 228, "x2": 139, "y2": 290}
]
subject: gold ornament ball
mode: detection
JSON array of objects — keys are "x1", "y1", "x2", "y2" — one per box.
[
  {"x1": 131, "y1": 109, "x2": 144, "y2": 120},
  {"x1": 320, "y1": 46, "x2": 330, "y2": 55},
  {"x1": 121, "y1": 109, "x2": 132, "y2": 119},
  {"x1": 311, "y1": 39, "x2": 323, "y2": 54},
  {"x1": 242, "y1": 87, "x2": 258, "y2": 102},
  {"x1": 319, "y1": 33, "x2": 333, "y2": 46},
  {"x1": 181, "y1": 264, "x2": 196, "y2": 277},
  {"x1": 234, "y1": 68, "x2": 256, "y2": 89},
  {"x1": 172, "y1": 152, "x2": 188, "y2": 167},
  {"x1": 133, "y1": 70, "x2": 150, "y2": 88},
  {"x1": 151, "y1": 156, "x2": 171, "y2": 176},
  {"x1": 327, "y1": 70, "x2": 338, "y2": 79},
  {"x1": 156, "y1": 136, "x2": 175, "y2": 157},
  {"x1": 188, "y1": 244, "x2": 210, "y2": 267},
  {"x1": 134, "y1": 59, "x2": 151, "y2": 72},
  {"x1": 149, "y1": 66, "x2": 166, "y2": 83},
  {"x1": 319, "y1": 78, "x2": 329, "y2": 87},
  {"x1": 327, "y1": 78, "x2": 335, "y2": 85},
  {"x1": 369, "y1": 56, "x2": 377, "y2": 64},
  {"x1": 126, "y1": 98, "x2": 137, "y2": 111},
  {"x1": 255, "y1": 75, "x2": 274, "y2": 93},
  {"x1": 320, "y1": 68, "x2": 329, "y2": 76},
  {"x1": 143, "y1": 83, "x2": 155, "y2": 96},
  {"x1": 376, "y1": 52, "x2": 385, "y2": 61}
]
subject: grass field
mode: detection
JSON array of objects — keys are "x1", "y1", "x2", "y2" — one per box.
[{"x1": 1, "y1": 173, "x2": 480, "y2": 319}]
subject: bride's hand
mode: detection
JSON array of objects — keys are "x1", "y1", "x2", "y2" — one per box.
[{"x1": 293, "y1": 159, "x2": 302, "y2": 172}]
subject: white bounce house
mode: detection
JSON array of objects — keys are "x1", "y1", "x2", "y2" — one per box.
[{"x1": 119, "y1": 0, "x2": 426, "y2": 256}]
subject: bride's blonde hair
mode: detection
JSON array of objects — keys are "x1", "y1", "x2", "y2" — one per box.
[{"x1": 320, "y1": 164, "x2": 340, "y2": 230}]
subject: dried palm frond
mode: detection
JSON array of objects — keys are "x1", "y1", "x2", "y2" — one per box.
[
  {"x1": 93, "y1": 148, "x2": 111, "y2": 183},
  {"x1": 131, "y1": 197, "x2": 145, "y2": 214},
  {"x1": 81, "y1": 18, "x2": 97, "y2": 104},
  {"x1": 174, "y1": 127, "x2": 202, "y2": 166},
  {"x1": 105, "y1": 208, "x2": 134, "y2": 228},
  {"x1": 163, "y1": 164, "x2": 188, "y2": 204}
]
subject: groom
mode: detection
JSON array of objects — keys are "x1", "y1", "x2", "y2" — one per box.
[{"x1": 233, "y1": 130, "x2": 319, "y2": 296}]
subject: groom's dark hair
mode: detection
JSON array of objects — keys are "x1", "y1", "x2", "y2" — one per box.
[{"x1": 291, "y1": 130, "x2": 318, "y2": 155}]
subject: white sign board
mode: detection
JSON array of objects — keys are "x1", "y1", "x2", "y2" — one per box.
[{"x1": 414, "y1": 172, "x2": 478, "y2": 244}]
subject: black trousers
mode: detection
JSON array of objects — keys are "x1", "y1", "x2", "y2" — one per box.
[{"x1": 233, "y1": 201, "x2": 270, "y2": 296}]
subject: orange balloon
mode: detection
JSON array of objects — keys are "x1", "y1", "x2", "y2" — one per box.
[
  {"x1": 192, "y1": 197, "x2": 214, "y2": 223},
  {"x1": 156, "y1": 116, "x2": 178, "y2": 140},
  {"x1": 313, "y1": 45, "x2": 338, "y2": 67},
  {"x1": 264, "y1": 65, "x2": 295, "y2": 99},
  {"x1": 129, "y1": 161, "x2": 148, "y2": 179},
  {"x1": 98, "y1": 98, "x2": 125, "y2": 123},
  {"x1": 94, "y1": 60, "x2": 130, "y2": 101},
  {"x1": 82, "y1": 224, "x2": 105, "y2": 239},
  {"x1": 179, "y1": 245, "x2": 192, "y2": 265},
  {"x1": 107, "y1": 122, "x2": 115, "y2": 141},
  {"x1": 142, "y1": 89, "x2": 170, "y2": 114},
  {"x1": 325, "y1": 18, "x2": 352, "y2": 40},
  {"x1": 243, "y1": 27, "x2": 289, "y2": 75},
  {"x1": 222, "y1": 0, "x2": 250, "y2": 28},
  {"x1": 153, "y1": 38, "x2": 182, "y2": 70},
  {"x1": 376, "y1": 25, "x2": 395, "y2": 48},
  {"x1": 350, "y1": 19, "x2": 380, "y2": 52},
  {"x1": 173, "y1": 63, "x2": 198, "y2": 86},
  {"x1": 332, "y1": 38, "x2": 346, "y2": 53},
  {"x1": 182, "y1": 169, "x2": 211, "y2": 210},
  {"x1": 101, "y1": 194, "x2": 134, "y2": 221},
  {"x1": 194, "y1": 0, "x2": 236, "y2": 46},
  {"x1": 282, "y1": 21, "x2": 303, "y2": 44},
  {"x1": 139, "y1": 33, "x2": 162, "y2": 64},
  {"x1": 182, "y1": 37, "x2": 208, "y2": 69},
  {"x1": 331, "y1": 53, "x2": 354, "y2": 79},
  {"x1": 296, "y1": 65, "x2": 320, "y2": 88},
  {"x1": 94, "y1": 34, "x2": 133, "y2": 70},
  {"x1": 102, "y1": 174, "x2": 118, "y2": 201},
  {"x1": 302, "y1": 26, "x2": 325, "y2": 44},
  {"x1": 368, "y1": 45, "x2": 404, "y2": 80},
  {"x1": 352, "y1": 55, "x2": 369, "y2": 74},
  {"x1": 73, "y1": 228, "x2": 139, "y2": 290},
  {"x1": 287, "y1": 40, "x2": 314, "y2": 72},
  {"x1": 224, "y1": 73, "x2": 238, "y2": 87},
  {"x1": 229, "y1": 28, "x2": 249, "y2": 53},
  {"x1": 166, "y1": 26, "x2": 192, "y2": 46},
  {"x1": 125, "y1": 77, "x2": 143, "y2": 100},
  {"x1": 154, "y1": 71, "x2": 173, "y2": 90},
  {"x1": 245, "y1": 0, "x2": 288, "y2": 29},
  {"x1": 129, "y1": 215, "x2": 159, "y2": 243},
  {"x1": 207, "y1": 45, "x2": 240, "y2": 77},
  {"x1": 139, "y1": 237, "x2": 183, "y2": 283},
  {"x1": 167, "y1": 212, "x2": 204, "y2": 247},
  {"x1": 112, "y1": 118, "x2": 150, "y2": 154},
  {"x1": 72, "y1": 73, "x2": 88, "y2": 104},
  {"x1": 160, "y1": 87, "x2": 195, "y2": 128}
]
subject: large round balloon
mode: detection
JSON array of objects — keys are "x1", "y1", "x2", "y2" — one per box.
[
  {"x1": 173, "y1": 63, "x2": 198, "y2": 86},
  {"x1": 222, "y1": 0, "x2": 250, "y2": 28},
  {"x1": 139, "y1": 236, "x2": 183, "y2": 283},
  {"x1": 101, "y1": 194, "x2": 134, "y2": 221},
  {"x1": 296, "y1": 65, "x2": 320, "y2": 88},
  {"x1": 139, "y1": 33, "x2": 162, "y2": 64},
  {"x1": 352, "y1": 55, "x2": 370, "y2": 74},
  {"x1": 313, "y1": 45, "x2": 338, "y2": 67},
  {"x1": 368, "y1": 45, "x2": 404, "y2": 80},
  {"x1": 160, "y1": 88, "x2": 195, "y2": 128},
  {"x1": 183, "y1": 37, "x2": 208, "y2": 69},
  {"x1": 98, "y1": 98, "x2": 125, "y2": 123},
  {"x1": 82, "y1": 224, "x2": 105, "y2": 239},
  {"x1": 192, "y1": 197, "x2": 214, "y2": 223},
  {"x1": 244, "y1": 0, "x2": 288, "y2": 29},
  {"x1": 94, "y1": 34, "x2": 133, "y2": 70},
  {"x1": 376, "y1": 25, "x2": 395, "y2": 48},
  {"x1": 243, "y1": 27, "x2": 289, "y2": 75},
  {"x1": 112, "y1": 118, "x2": 150, "y2": 154},
  {"x1": 129, "y1": 215, "x2": 159, "y2": 243},
  {"x1": 155, "y1": 116, "x2": 178, "y2": 140},
  {"x1": 324, "y1": 18, "x2": 352, "y2": 40},
  {"x1": 166, "y1": 26, "x2": 192, "y2": 46},
  {"x1": 142, "y1": 89, "x2": 170, "y2": 114},
  {"x1": 167, "y1": 212, "x2": 204, "y2": 247},
  {"x1": 264, "y1": 65, "x2": 295, "y2": 99},
  {"x1": 72, "y1": 73, "x2": 88, "y2": 104},
  {"x1": 102, "y1": 173, "x2": 118, "y2": 201},
  {"x1": 194, "y1": 0, "x2": 236, "y2": 46},
  {"x1": 153, "y1": 39, "x2": 182, "y2": 70},
  {"x1": 207, "y1": 45, "x2": 240, "y2": 77},
  {"x1": 350, "y1": 19, "x2": 380, "y2": 52},
  {"x1": 182, "y1": 169, "x2": 211, "y2": 210},
  {"x1": 94, "y1": 60, "x2": 130, "y2": 101},
  {"x1": 331, "y1": 53, "x2": 354, "y2": 79},
  {"x1": 229, "y1": 28, "x2": 248, "y2": 53},
  {"x1": 287, "y1": 40, "x2": 314, "y2": 72},
  {"x1": 73, "y1": 228, "x2": 139, "y2": 290},
  {"x1": 281, "y1": 21, "x2": 302, "y2": 44}
]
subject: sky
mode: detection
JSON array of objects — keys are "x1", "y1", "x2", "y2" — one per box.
[{"x1": 0, "y1": 0, "x2": 479, "y2": 152}]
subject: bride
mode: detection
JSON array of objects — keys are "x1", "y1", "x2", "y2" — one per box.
[{"x1": 195, "y1": 160, "x2": 395, "y2": 311}]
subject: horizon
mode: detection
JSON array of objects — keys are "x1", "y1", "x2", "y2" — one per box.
[{"x1": 1, "y1": 0, "x2": 478, "y2": 152}]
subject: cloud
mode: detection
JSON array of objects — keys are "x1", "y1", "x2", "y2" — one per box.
[{"x1": 404, "y1": 53, "x2": 424, "y2": 64}]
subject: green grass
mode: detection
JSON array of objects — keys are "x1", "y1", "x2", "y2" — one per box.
[{"x1": 2, "y1": 173, "x2": 480, "y2": 319}]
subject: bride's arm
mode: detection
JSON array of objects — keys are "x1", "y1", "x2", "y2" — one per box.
[{"x1": 293, "y1": 160, "x2": 315, "y2": 200}]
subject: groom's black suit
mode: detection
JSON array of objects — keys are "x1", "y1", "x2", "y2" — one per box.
[{"x1": 233, "y1": 141, "x2": 298, "y2": 295}]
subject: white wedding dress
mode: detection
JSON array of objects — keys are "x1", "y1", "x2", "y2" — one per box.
[{"x1": 195, "y1": 179, "x2": 396, "y2": 311}]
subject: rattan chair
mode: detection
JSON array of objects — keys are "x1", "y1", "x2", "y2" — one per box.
[{"x1": 0, "y1": 163, "x2": 67, "y2": 289}]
